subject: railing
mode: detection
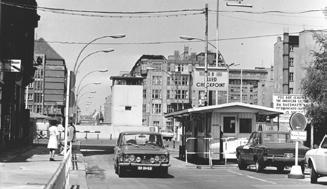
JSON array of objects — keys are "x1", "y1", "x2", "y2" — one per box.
[
  {"x1": 76, "y1": 130, "x2": 101, "y2": 140},
  {"x1": 44, "y1": 143, "x2": 72, "y2": 189}
]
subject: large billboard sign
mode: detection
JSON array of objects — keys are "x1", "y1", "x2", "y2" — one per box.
[
  {"x1": 193, "y1": 69, "x2": 228, "y2": 91},
  {"x1": 272, "y1": 94, "x2": 309, "y2": 123}
]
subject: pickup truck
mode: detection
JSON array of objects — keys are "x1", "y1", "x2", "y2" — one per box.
[{"x1": 305, "y1": 135, "x2": 327, "y2": 183}]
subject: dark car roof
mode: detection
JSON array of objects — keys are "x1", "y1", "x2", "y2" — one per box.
[{"x1": 120, "y1": 131, "x2": 161, "y2": 135}]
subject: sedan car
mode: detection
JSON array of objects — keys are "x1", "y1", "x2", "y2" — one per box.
[
  {"x1": 236, "y1": 131, "x2": 309, "y2": 172},
  {"x1": 114, "y1": 131, "x2": 170, "y2": 177},
  {"x1": 305, "y1": 135, "x2": 327, "y2": 183}
]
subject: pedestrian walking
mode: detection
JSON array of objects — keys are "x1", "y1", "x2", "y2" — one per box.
[{"x1": 47, "y1": 119, "x2": 59, "y2": 161}]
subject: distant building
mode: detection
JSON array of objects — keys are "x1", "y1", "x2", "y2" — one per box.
[
  {"x1": 109, "y1": 75, "x2": 143, "y2": 127},
  {"x1": 26, "y1": 38, "x2": 67, "y2": 121},
  {"x1": 274, "y1": 30, "x2": 323, "y2": 94}
]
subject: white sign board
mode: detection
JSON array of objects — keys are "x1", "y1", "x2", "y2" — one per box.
[
  {"x1": 290, "y1": 130, "x2": 307, "y2": 141},
  {"x1": 273, "y1": 94, "x2": 309, "y2": 123},
  {"x1": 0, "y1": 59, "x2": 21, "y2": 72},
  {"x1": 193, "y1": 69, "x2": 228, "y2": 91}
]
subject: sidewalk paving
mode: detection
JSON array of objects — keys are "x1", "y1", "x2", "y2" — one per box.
[{"x1": 0, "y1": 144, "x2": 63, "y2": 189}]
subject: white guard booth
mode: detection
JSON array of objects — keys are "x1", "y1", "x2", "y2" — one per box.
[{"x1": 165, "y1": 102, "x2": 283, "y2": 163}]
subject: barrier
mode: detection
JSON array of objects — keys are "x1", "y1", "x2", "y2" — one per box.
[
  {"x1": 185, "y1": 137, "x2": 213, "y2": 166},
  {"x1": 76, "y1": 130, "x2": 101, "y2": 140},
  {"x1": 44, "y1": 143, "x2": 72, "y2": 189}
]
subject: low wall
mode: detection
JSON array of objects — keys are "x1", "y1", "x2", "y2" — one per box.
[{"x1": 75, "y1": 125, "x2": 150, "y2": 140}]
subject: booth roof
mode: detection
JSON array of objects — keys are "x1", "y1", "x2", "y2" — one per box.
[{"x1": 165, "y1": 102, "x2": 283, "y2": 118}]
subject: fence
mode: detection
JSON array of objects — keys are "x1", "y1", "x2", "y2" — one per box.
[
  {"x1": 44, "y1": 143, "x2": 72, "y2": 189},
  {"x1": 185, "y1": 137, "x2": 213, "y2": 166}
]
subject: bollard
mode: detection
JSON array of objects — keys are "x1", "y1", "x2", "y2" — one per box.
[{"x1": 84, "y1": 131, "x2": 90, "y2": 140}]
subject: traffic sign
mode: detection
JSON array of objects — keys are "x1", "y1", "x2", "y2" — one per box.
[
  {"x1": 0, "y1": 59, "x2": 21, "y2": 72},
  {"x1": 290, "y1": 130, "x2": 307, "y2": 141},
  {"x1": 289, "y1": 112, "x2": 307, "y2": 131}
]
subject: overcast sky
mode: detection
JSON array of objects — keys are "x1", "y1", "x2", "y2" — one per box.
[{"x1": 35, "y1": 0, "x2": 327, "y2": 114}]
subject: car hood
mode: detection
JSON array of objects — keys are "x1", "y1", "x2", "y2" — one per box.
[{"x1": 121, "y1": 145, "x2": 168, "y2": 154}]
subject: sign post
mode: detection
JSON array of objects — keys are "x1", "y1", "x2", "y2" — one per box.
[{"x1": 288, "y1": 112, "x2": 307, "y2": 179}]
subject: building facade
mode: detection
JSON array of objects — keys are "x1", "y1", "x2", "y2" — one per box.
[
  {"x1": 274, "y1": 30, "x2": 323, "y2": 94},
  {"x1": 0, "y1": 0, "x2": 39, "y2": 150},
  {"x1": 26, "y1": 38, "x2": 67, "y2": 121}
]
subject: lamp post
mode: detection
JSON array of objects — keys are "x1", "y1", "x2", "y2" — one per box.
[
  {"x1": 76, "y1": 69, "x2": 108, "y2": 94},
  {"x1": 74, "y1": 50, "x2": 113, "y2": 74},
  {"x1": 72, "y1": 34, "x2": 125, "y2": 73}
]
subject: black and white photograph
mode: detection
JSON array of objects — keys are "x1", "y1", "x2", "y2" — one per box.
[{"x1": 0, "y1": 0, "x2": 327, "y2": 188}]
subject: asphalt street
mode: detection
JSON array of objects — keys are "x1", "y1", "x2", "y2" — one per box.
[{"x1": 79, "y1": 140, "x2": 327, "y2": 189}]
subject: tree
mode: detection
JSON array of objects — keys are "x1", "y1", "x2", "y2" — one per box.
[{"x1": 302, "y1": 32, "x2": 327, "y2": 140}]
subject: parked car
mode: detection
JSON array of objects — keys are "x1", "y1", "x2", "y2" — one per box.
[
  {"x1": 160, "y1": 129, "x2": 174, "y2": 141},
  {"x1": 305, "y1": 135, "x2": 327, "y2": 183},
  {"x1": 114, "y1": 131, "x2": 170, "y2": 177},
  {"x1": 236, "y1": 131, "x2": 309, "y2": 172}
]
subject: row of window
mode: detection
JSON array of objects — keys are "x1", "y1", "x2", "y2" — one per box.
[
  {"x1": 144, "y1": 89, "x2": 189, "y2": 100},
  {"x1": 151, "y1": 75, "x2": 189, "y2": 86}
]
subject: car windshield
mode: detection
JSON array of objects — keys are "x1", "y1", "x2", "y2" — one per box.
[
  {"x1": 122, "y1": 133, "x2": 163, "y2": 147},
  {"x1": 262, "y1": 133, "x2": 291, "y2": 144},
  {"x1": 321, "y1": 137, "x2": 327, "y2": 148}
]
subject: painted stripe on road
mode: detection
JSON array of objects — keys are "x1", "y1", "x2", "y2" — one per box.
[
  {"x1": 228, "y1": 170, "x2": 243, "y2": 176},
  {"x1": 246, "y1": 175, "x2": 277, "y2": 184}
]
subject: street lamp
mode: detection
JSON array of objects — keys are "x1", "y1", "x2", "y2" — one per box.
[
  {"x1": 74, "y1": 50, "x2": 113, "y2": 74},
  {"x1": 76, "y1": 69, "x2": 108, "y2": 94},
  {"x1": 72, "y1": 34, "x2": 126, "y2": 73}
]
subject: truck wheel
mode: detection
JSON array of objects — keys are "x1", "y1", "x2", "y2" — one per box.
[
  {"x1": 237, "y1": 155, "x2": 247, "y2": 170},
  {"x1": 255, "y1": 159, "x2": 264, "y2": 172},
  {"x1": 310, "y1": 166, "x2": 318, "y2": 184}
]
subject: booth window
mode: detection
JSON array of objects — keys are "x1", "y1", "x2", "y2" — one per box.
[
  {"x1": 223, "y1": 117, "x2": 235, "y2": 133},
  {"x1": 240, "y1": 118, "x2": 252, "y2": 133}
]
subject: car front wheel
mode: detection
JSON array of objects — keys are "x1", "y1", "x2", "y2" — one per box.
[
  {"x1": 237, "y1": 155, "x2": 247, "y2": 170},
  {"x1": 310, "y1": 166, "x2": 318, "y2": 184},
  {"x1": 255, "y1": 159, "x2": 264, "y2": 172}
]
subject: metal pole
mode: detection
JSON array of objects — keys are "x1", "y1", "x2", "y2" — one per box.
[
  {"x1": 295, "y1": 141, "x2": 299, "y2": 166},
  {"x1": 227, "y1": 66, "x2": 229, "y2": 103},
  {"x1": 204, "y1": 3, "x2": 209, "y2": 106},
  {"x1": 240, "y1": 69, "x2": 243, "y2": 103},
  {"x1": 310, "y1": 123, "x2": 314, "y2": 148},
  {"x1": 64, "y1": 71, "x2": 71, "y2": 157}
]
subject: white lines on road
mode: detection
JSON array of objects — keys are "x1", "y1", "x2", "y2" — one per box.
[
  {"x1": 246, "y1": 175, "x2": 277, "y2": 184},
  {"x1": 228, "y1": 170, "x2": 277, "y2": 184}
]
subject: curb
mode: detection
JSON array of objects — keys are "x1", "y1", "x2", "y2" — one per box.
[{"x1": 69, "y1": 152, "x2": 88, "y2": 189}]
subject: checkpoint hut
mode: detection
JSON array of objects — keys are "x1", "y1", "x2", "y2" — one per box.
[{"x1": 165, "y1": 102, "x2": 283, "y2": 162}]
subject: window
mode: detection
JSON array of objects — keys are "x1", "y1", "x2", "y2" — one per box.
[
  {"x1": 290, "y1": 45, "x2": 294, "y2": 52},
  {"x1": 153, "y1": 121, "x2": 160, "y2": 127},
  {"x1": 152, "y1": 76, "x2": 162, "y2": 85},
  {"x1": 167, "y1": 90, "x2": 170, "y2": 99},
  {"x1": 125, "y1": 106, "x2": 132, "y2": 111},
  {"x1": 28, "y1": 83, "x2": 34, "y2": 89},
  {"x1": 167, "y1": 105, "x2": 174, "y2": 113},
  {"x1": 167, "y1": 76, "x2": 171, "y2": 85},
  {"x1": 143, "y1": 89, "x2": 146, "y2": 98},
  {"x1": 175, "y1": 90, "x2": 181, "y2": 99},
  {"x1": 181, "y1": 76, "x2": 188, "y2": 85},
  {"x1": 142, "y1": 104, "x2": 146, "y2": 113},
  {"x1": 181, "y1": 90, "x2": 188, "y2": 99},
  {"x1": 176, "y1": 64, "x2": 184, "y2": 72},
  {"x1": 152, "y1": 89, "x2": 161, "y2": 99},
  {"x1": 34, "y1": 93, "x2": 43, "y2": 103},
  {"x1": 152, "y1": 104, "x2": 162, "y2": 114},
  {"x1": 289, "y1": 57, "x2": 294, "y2": 67},
  {"x1": 240, "y1": 119, "x2": 252, "y2": 133},
  {"x1": 223, "y1": 117, "x2": 235, "y2": 133},
  {"x1": 28, "y1": 93, "x2": 33, "y2": 100},
  {"x1": 289, "y1": 72, "x2": 294, "y2": 82},
  {"x1": 289, "y1": 88, "x2": 293, "y2": 94}
]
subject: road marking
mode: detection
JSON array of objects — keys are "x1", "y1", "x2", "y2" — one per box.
[
  {"x1": 228, "y1": 170, "x2": 243, "y2": 176},
  {"x1": 246, "y1": 175, "x2": 276, "y2": 184}
]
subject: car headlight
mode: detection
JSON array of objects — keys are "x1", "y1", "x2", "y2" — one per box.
[
  {"x1": 150, "y1": 157, "x2": 155, "y2": 164},
  {"x1": 154, "y1": 155, "x2": 160, "y2": 162},
  {"x1": 136, "y1": 156, "x2": 142, "y2": 163},
  {"x1": 160, "y1": 155, "x2": 167, "y2": 162},
  {"x1": 129, "y1": 155, "x2": 135, "y2": 162}
]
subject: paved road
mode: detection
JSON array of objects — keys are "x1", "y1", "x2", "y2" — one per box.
[{"x1": 80, "y1": 143, "x2": 327, "y2": 189}]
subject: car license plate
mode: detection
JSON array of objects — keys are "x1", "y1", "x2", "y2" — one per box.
[
  {"x1": 284, "y1": 153, "x2": 293, "y2": 158},
  {"x1": 137, "y1": 166, "x2": 152, "y2": 171}
]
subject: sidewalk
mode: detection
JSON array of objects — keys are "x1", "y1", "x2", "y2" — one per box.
[{"x1": 0, "y1": 144, "x2": 63, "y2": 189}]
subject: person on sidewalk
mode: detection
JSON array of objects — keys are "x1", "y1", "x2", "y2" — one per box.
[
  {"x1": 47, "y1": 119, "x2": 59, "y2": 161},
  {"x1": 59, "y1": 120, "x2": 76, "y2": 155}
]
